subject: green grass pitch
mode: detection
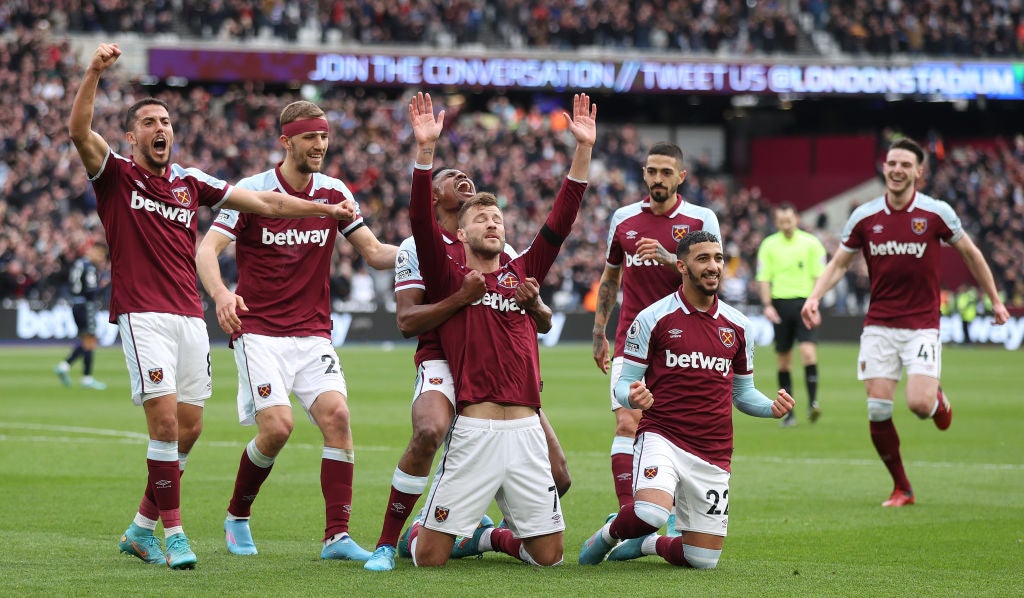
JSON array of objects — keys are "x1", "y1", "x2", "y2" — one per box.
[{"x1": 1, "y1": 342, "x2": 1021, "y2": 596}]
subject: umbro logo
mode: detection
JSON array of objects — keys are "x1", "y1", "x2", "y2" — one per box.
[
  {"x1": 669, "y1": 328, "x2": 683, "y2": 338},
  {"x1": 872, "y1": 224, "x2": 884, "y2": 234},
  {"x1": 625, "y1": 230, "x2": 638, "y2": 239}
]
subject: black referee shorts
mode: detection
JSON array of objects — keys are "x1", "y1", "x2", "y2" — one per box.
[{"x1": 771, "y1": 298, "x2": 817, "y2": 353}]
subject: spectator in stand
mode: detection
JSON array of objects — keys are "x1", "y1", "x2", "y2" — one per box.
[{"x1": 3, "y1": 30, "x2": 1023, "y2": 315}]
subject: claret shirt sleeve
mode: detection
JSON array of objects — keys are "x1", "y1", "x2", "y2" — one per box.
[{"x1": 409, "y1": 165, "x2": 451, "y2": 300}]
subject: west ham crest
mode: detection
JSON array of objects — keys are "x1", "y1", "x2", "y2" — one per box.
[
  {"x1": 719, "y1": 327, "x2": 736, "y2": 348},
  {"x1": 498, "y1": 272, "x2": 520, "y2": 289},
  {"x1": 434, "y1": 506, "x2": 450, "y2": 523},
  {"x1": 171, "y1": 186, "x2": 193, "y2": 207},
  {"x1": 672, "y1": 224, "x2": 690, "y2": 242},
  {"x1": 148, "y1": 368, "x2": 164, "y2": 383},
  {"x1": 911, "y1": 218, "x2": 928, "y2": 235},
  {"x1": 428, "y1": 377, "x2": 443, "y2": 385},
  {"x1": 644, "y1": 466, "x2": 659, "y2": 479},
  {"x1": 257, "y1": 383, "x2": 272, "y2": 398}
]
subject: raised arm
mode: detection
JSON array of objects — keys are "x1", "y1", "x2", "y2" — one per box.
[
  {"x1": 408, "y1": 93, "x2": 450, "y2": 296},
  {"x1": 69, "y1": 43, "x2": 119, "y2": 176},
  {"x1": 565, "y1": 93, "x2": 597, "y2": 182}
]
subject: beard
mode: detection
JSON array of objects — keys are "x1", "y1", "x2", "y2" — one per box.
[
  {"x1": 297, "y1": 157, "x2": 323, "y2": 175},
  {"x1": 468, "y1": 237, "x2": 503, "y2": 259},
  {"x1": 687, "y1": 269, "x2": 719, "y2": 296},
  {"x1": 138, "y1": 145, "x2": 170, "y2": 170},
  {"x1": 649, "y1": 185, "x2": 673, "y2": 203}
]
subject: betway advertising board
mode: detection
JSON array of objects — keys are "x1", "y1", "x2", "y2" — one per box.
[{"x1": 4, "y1": 302, "x2": 1022, "y2": 350}]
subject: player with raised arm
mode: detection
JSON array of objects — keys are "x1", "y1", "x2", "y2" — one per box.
[
  {"x1": 364, "y1": 164, "x2": 570, "y2": 571},
  {"x1": 591, "y1": 142, "x2": 720, "y2": 528},
  {"x1": 403, "y1": 92, "x2": 594, "y2": 568},
  {"x1": 196, "y1": 101, "x2": 397, "y2": 561},
  {"x1": 579, "y1": 230, "x2": 794, "y2": 568},
  {"x1": 801, "y1": 137, "x2": 1009, "y2": 507},
  {"x1": 69, "y1": 43, "x2": 354, "y2": 569}
]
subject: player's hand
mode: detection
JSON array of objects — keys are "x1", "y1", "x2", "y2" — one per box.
[
  {"x1": 457, "y1": 270, "x2": 487, "y2": 305},
  {"x1": 564, "y1": 93, "x2": 597, "y2": 147},
  {"x1": 593, "y1": 333, "x2": 610, "y2": 374},
  {"x1": 326, "y1": 199, "x2": 356, "y2": 222},
  {"x1": 800, "y1": 297, "x2": 821, "y2": 329},
  {"x1": 992, "y1": 301, "x2": 1011, "y2": 325},
  {"x1": 214, "y1": 290, "x2": 248, "y2": 334},
  {"x1": 89, "y1": 43, "x2": 121, "y2": 73},
  {"x1": 628, "y1": 380, "x2": 654, "y2": 410},
  {"x1": 770, "y1": 389, "x2": 796, "y2": 418},
  {"x1": 636, "y1": 237, "x2": 674, "y2": 266},
  {"x1": 409, "y1": 92, "x2": 444, "y2": 147},
  {"x1": 514, "y1": 276, "x2": 542, "y2": 310},
  {"x1": 763, "y1": 304, "x2": 781, "y2": 324}
]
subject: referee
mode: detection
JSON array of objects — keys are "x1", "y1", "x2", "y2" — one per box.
[{"x1": 756, "y1": 203, "x2": 827, "y2": 426}]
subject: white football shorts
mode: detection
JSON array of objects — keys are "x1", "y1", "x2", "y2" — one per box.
[
  {"x1": 858, "y1": 326, "x2": 941, "y2": 381},
  {"x1": 608, "y1": 356, "x2": 624, "y2": 411},
  {"x1": 422, "y1": 414, "x2": 565, "y2": 539},
  {"x1": 234, "y1": 334, "x2": 347, "y2": 425},
  {"x1": 633, "y1": 431, "x2": 730, "y2": 537},
  {"x1": 411, "y1": 360, "x2": 455, "y2": 407},
  {"x1": 118, "y1": 312, "x2": 212, "y2": 406}
]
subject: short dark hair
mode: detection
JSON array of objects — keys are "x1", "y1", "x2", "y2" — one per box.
[
  {"x1": 889, "y1": 137, "x2": 925, "y2": 166},
  {"x1": 675, "y1": 230, "x2": 721, "y2": 258},
  {"x1": 774, "y1": 202, "x2": 797, "y2": 214},
  {"x1": 457, "y1": 192, "x2": 500, "y2": 226},
  {"x1": 647, "y1": 142, "x2": 685, "y2": 168},
  {"x1": 124, "y1": 98, "x2": 169, "y2": 132}
]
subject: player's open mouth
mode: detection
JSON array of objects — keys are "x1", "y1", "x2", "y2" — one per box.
[
  {"x1": 456, "y1": 179, "x2": 473, "y2": 194},
  {"x1": 153, "y1": 138, "x2": 167, "y2": 151}
]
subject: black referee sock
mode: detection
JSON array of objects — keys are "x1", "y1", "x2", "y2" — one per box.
[
  {"x1": 805, "y1": 364, "x2": 818, "y2": 406},
  {"x1": 83, "y1": 350, "x2": 94, "y2": 376},
  {"x1": 778, "y1": 370, "x2": 792, "y2": 397}
]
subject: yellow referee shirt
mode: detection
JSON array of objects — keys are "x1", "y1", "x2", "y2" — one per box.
[{"x1": 755, "y1": 229, "x2": 827, "y2": 299}]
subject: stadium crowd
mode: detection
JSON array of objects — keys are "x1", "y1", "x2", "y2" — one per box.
[
  {"x1": 1, "y1": 29, "x2": 1022, "y2": 316},
  {"x1": 4, "y1": 0, "x2": 1021, "y2": 57},
  {"x1": 820, "y1": 0, "x2": 1024, "y2": 57}
]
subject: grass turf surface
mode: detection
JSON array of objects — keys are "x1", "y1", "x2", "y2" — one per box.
[{"x1": 1, "y1": 342, "x2": 1021, "y2": 596}]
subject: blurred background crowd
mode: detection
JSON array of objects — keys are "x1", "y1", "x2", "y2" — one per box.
[{"x1": 2, "y1": 1, "x2": 1023, "y2": 321}]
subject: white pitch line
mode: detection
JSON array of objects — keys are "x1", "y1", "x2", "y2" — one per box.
[
  {"x1": 2, "y1": 422, "x2": 1022, "y2": 471},
  {"x1": 0, "y1": 422, "x2": 394, "y2": 452}
]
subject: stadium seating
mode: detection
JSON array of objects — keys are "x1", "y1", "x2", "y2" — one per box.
[{"x1": 1, "y1": 24, "x2": 1021, "y2": 314}]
